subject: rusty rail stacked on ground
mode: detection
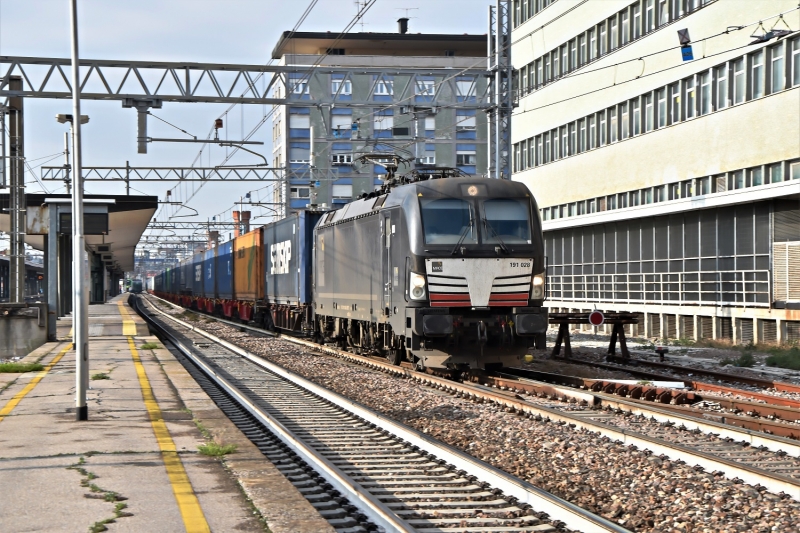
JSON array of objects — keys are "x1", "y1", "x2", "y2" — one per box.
[{"x1": 549, "y1": 312, "x2": 639, "y2": 360}]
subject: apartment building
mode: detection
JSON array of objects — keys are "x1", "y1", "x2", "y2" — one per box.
[
  {"x1": 270, "y1": 28, "x2": 489, "y2": 212},
  {"x1": 511, "y1": 0, "x2": 800, "y2": 343}
]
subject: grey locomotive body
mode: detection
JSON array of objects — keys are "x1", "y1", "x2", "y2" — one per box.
[{"x1": 313, "y1": 176, "x2": 548, "y2": 369}]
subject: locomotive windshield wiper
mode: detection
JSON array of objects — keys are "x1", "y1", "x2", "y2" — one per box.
[
  {"x1": 482, "y1": 217, "x2": 510, "y2": 255},
  {"x1": 450, "y1": 206, "x2": 475, "y2": 256}
]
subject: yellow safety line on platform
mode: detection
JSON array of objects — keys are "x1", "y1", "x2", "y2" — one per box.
[
  {"x1": 0, "y1": 343, "x2": 72, "y2": 424},
  {"x1": 125, "y1": 336, "x2": 210, "y2": 533},
  {"x1": 117, "y1": 301, "x2": 138, "y2": 336}
]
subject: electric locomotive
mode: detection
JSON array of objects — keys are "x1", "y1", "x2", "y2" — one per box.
[{"x1": 313, "y1": 157, "x2": 548, "y2": 370}]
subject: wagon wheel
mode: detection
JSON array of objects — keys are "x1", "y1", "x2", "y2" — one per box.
[{"x1": 386, "y1": 349, "x2": 402, "y2": 366}]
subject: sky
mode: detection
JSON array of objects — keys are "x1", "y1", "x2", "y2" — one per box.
[{"x1": 0, "y1": 0, "x2": 493, "y2": 250}]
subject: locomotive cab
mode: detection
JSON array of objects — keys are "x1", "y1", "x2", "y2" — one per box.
[{"x1": 395, "y1": 177, "x2": 548, "y2": 369}]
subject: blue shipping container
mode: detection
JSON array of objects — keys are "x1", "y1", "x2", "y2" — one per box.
[
  {"x1": 191, "y1": 251, "x2": 204, "y2": 297},
  {"x1": 263, "y1": 210, "x2": 323, "y2": 305},
  {"x1": 217, "y1": 240, "x2": 234, "y2": 299},
  {"x1": 203, "y1": 248, "x2": 216, "y2": 298}
]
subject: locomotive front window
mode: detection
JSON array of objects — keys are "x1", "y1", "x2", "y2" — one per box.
[
  {"x1": 482, "y1": 198, "x2": 532, "y2": 244},
  {"x1": 420, "y1": 198, "x2": 477, "y2": 245}
]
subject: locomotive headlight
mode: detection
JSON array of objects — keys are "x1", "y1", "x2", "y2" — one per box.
[
  {"x1": 409, "y1": 272, "x2": 427, "y2": 300},
  {"x1": 531, "y1": 273, "x2": 545, "y2": 300}
]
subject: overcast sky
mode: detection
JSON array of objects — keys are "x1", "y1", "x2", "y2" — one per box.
[{"x1": 0, "y1": 0, "x2": 492, "y2": 247}]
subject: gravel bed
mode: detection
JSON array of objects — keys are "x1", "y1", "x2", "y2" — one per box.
[{"x1": 155, "y1": 307, "x2": 800, "y2": 533}]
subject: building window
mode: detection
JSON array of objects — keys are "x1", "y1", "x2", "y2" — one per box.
[
  {"x1": 290, "y1": 187, "x2": 310, "y2": 199},
  {"x1": 645, "y1": 0, "x2": 655, "y2": 33},
  {"x1": 657, "y1": 0, "x2": 668, "y2": 26},
  {"x1": 668, "y1": 182, "x2": 679, "y2": 200},
  {"x1": 456, "y1": 113, "x2": 477, "y2": 131},
  {"x1": 632, "y1": 3, "x2": 641, "y2": 39},
  {"x1": 669, "y1": 82, "x2": 680, "y2": 124},
  {"x1": 332, "y1": 79, "x2": 352, "y2": 95},
  {"x1": 768, "y1": 162, "x2": 782, "y2": 183},
  {"x1": 528, "y1": 140, "x2": 535, "y2": 167},
  {"x1": 618, "y1": 192, "x2": 628, "y2": 208},
  {"x1": 700, "y1": 71, "x2": 711, "y2": 115},
  {"x1": 621, "y1": 101, "x2": 630, "y2": 139},
  {"x1": 456, "y1": 151, "x2": 477, "y2": 166},
  {"x1": 331, "y1": 153, "x2": 353, "y2": 165},
  {"x1": 609, "y1": 107, "x2": 618, "y2": 143},
  {"x1": 643, "y1": 188, "x2": 653, "y2": 204},
  {"x1": 697, "y1": 176, "x2": 710, "y2": 195},
  {"x1": 792, "y1": 37, "x2": 800, "y2": 86},
  {"x1": 373, "y1": 111, "x2": 393, "y2": 131},
  {"x1": 332, "y1": 184, "x2": 353, "y2": 199},
  {"x1": 588, "y1": 115, "x2": 596, "y2": 149},
  {"x1": 544, "y1": 132, "x2": 551, "y2": 163},
  {"x1": 751, "y1": 50, "x2": 764, "y2": 99},
  {"x1": 375, "y1": 79, "x2": 393, "y2": 96},
  {"x1": 644, "y1": 93, "x2": 654, "y2": 132},
  {"x1": 750, "y1": 166, "x2": 763, "y2": 186},
  {"x1": 681, "y1": 180, "x2": 693, "y2": 197},
  {"x1": 731, "y1": 170, "x2": 745, "y2": 189},
  {"x1": 536, "y1": 136, "x2": 543, "y2": 165},
  {"x1": 579, "y1": 35, "x2": 587, "y2": 66},
  {"x1": 733, "y1": 58, "x2": 745, "y2": 104},
  {"x1": 552, "y1": 128, "x2": 560, "y2": 159},
  {"x1": 607, "y1": 195, "x2": 616, "y2": 210},
  {"x1": 543, "y1": 56, "x2": 551, "y2": 84},
  {"x1": 632, "y1": 97, "x2": 641, "y2": 135},
  {"x1": 770, "y1": 44, "x2": 785, "y2": 93},
  {"x1": 290, "y1": 80, "x2": 309, "y2": 95},
  {"x1": 621, "y1": 10, "x2": 629, "y2": 46},
  {"x1": 569, "y1": 123, "x2": 576, "y2": 155},
  {"x1": 568, "y1": 203, "x2": 576, "y2": 216},
  {"x1": 792, "y1": 161, "x2": 800, "y2": 180},
  {"x1": 610, "y1": 17, "x2": 618, "y2": 51},
  {"x1": 599, "y1": 110, "x2": 607, "y2": 146},
  {"x1": 599, "y1": 22, "x2": 607, "y2": 56},
  {"x1": 536, "y1": 59, "x2": 543, "y2": 88},
  {"x1": 656, "y1": 88, "x2": 666, "y2": 128},
  {"x1": 552, "y1": 51, "x2": 560, "y2": 79},
  {"x1": 425, "y1": 116, "x2": 436, "y2": 131},
  {"x1": 570, "y1": 39, "x2": 577, "y2": 71},
  {"x1": 715, "y1": 64, "x2": 728, "y2": 109},
  {"x1": 630, "y1": 190, "x2": 640, "y2": 206},
  {"x1": 686, "y1": 76, "x2": 696, "y2": 119},
  {"x1": 589, "y1": 28, "x2": 597, "y2": 60},
  {"x1": 578, "y1": 119, "x2": 586, "y2": 152},
  {"x1": 415, "y1": 80, "x2": 436, "y2": 96},
  {"x1": 561, "y1": 45, "x2": 568, "y2": 76},
  {"x1": 514, "y1": 144, "x2": 521, "y2": 172}
]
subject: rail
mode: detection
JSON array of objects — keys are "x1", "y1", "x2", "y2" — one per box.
[{"x1": 136, "y1": 295, "x2": 629, "y2": 533}]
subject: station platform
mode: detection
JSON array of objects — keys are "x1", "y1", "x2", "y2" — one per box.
[{"x1": 0, "y1": 295, "x2": 332, "y2": 533}]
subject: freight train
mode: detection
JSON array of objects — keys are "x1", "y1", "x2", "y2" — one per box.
[{"x1": 152, "y1": 161, "x2": 548, "y2": 370}]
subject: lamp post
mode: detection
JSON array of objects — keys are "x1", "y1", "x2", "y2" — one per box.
[{"x1": 68, "y1": 0, "x2": 89, "y2": 421}]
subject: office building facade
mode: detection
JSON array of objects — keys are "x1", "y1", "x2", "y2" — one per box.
[
  {"x1": 511, "y1": 0, "x2": 800, "y2": 343},
  {"x1": 270, "y1": 30, "x2": 488, "y2": 212}
]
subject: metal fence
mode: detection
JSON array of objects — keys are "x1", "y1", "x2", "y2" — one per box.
[{"x1": 546, "y1": 270, "x2": 770, "y2": 307}]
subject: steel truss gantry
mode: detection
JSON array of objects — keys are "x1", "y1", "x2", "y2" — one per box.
[
  {"x1": 41, "y1": 166, "x2": 284, "y2": 182},
  {"x1": 0, "y1": 56, "x2": 492, "y2": 107}
]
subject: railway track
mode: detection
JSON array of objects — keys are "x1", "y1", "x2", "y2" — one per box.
[
  {"x1": 134, "y1": 295, "x2": 627, "y2": 533},
  {"x1": 141, "y1": 294, "x2": 800, "y2": 505}
]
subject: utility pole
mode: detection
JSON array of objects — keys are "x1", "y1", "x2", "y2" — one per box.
[
  {"x1": 70, "y1": 0, "x2": 89, "y2": 422},
  {"x1": 8, "y1": 76, "x2": 25, "y2": 303}
]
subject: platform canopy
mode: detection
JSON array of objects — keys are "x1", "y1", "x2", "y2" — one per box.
[{"x1": 0, "y1": 194, "x2": 157, "y2": 272}]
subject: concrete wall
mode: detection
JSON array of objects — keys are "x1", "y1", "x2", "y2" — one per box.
[{"x1": 0, "y1": 303, "x2": 48, "y2": 358}]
